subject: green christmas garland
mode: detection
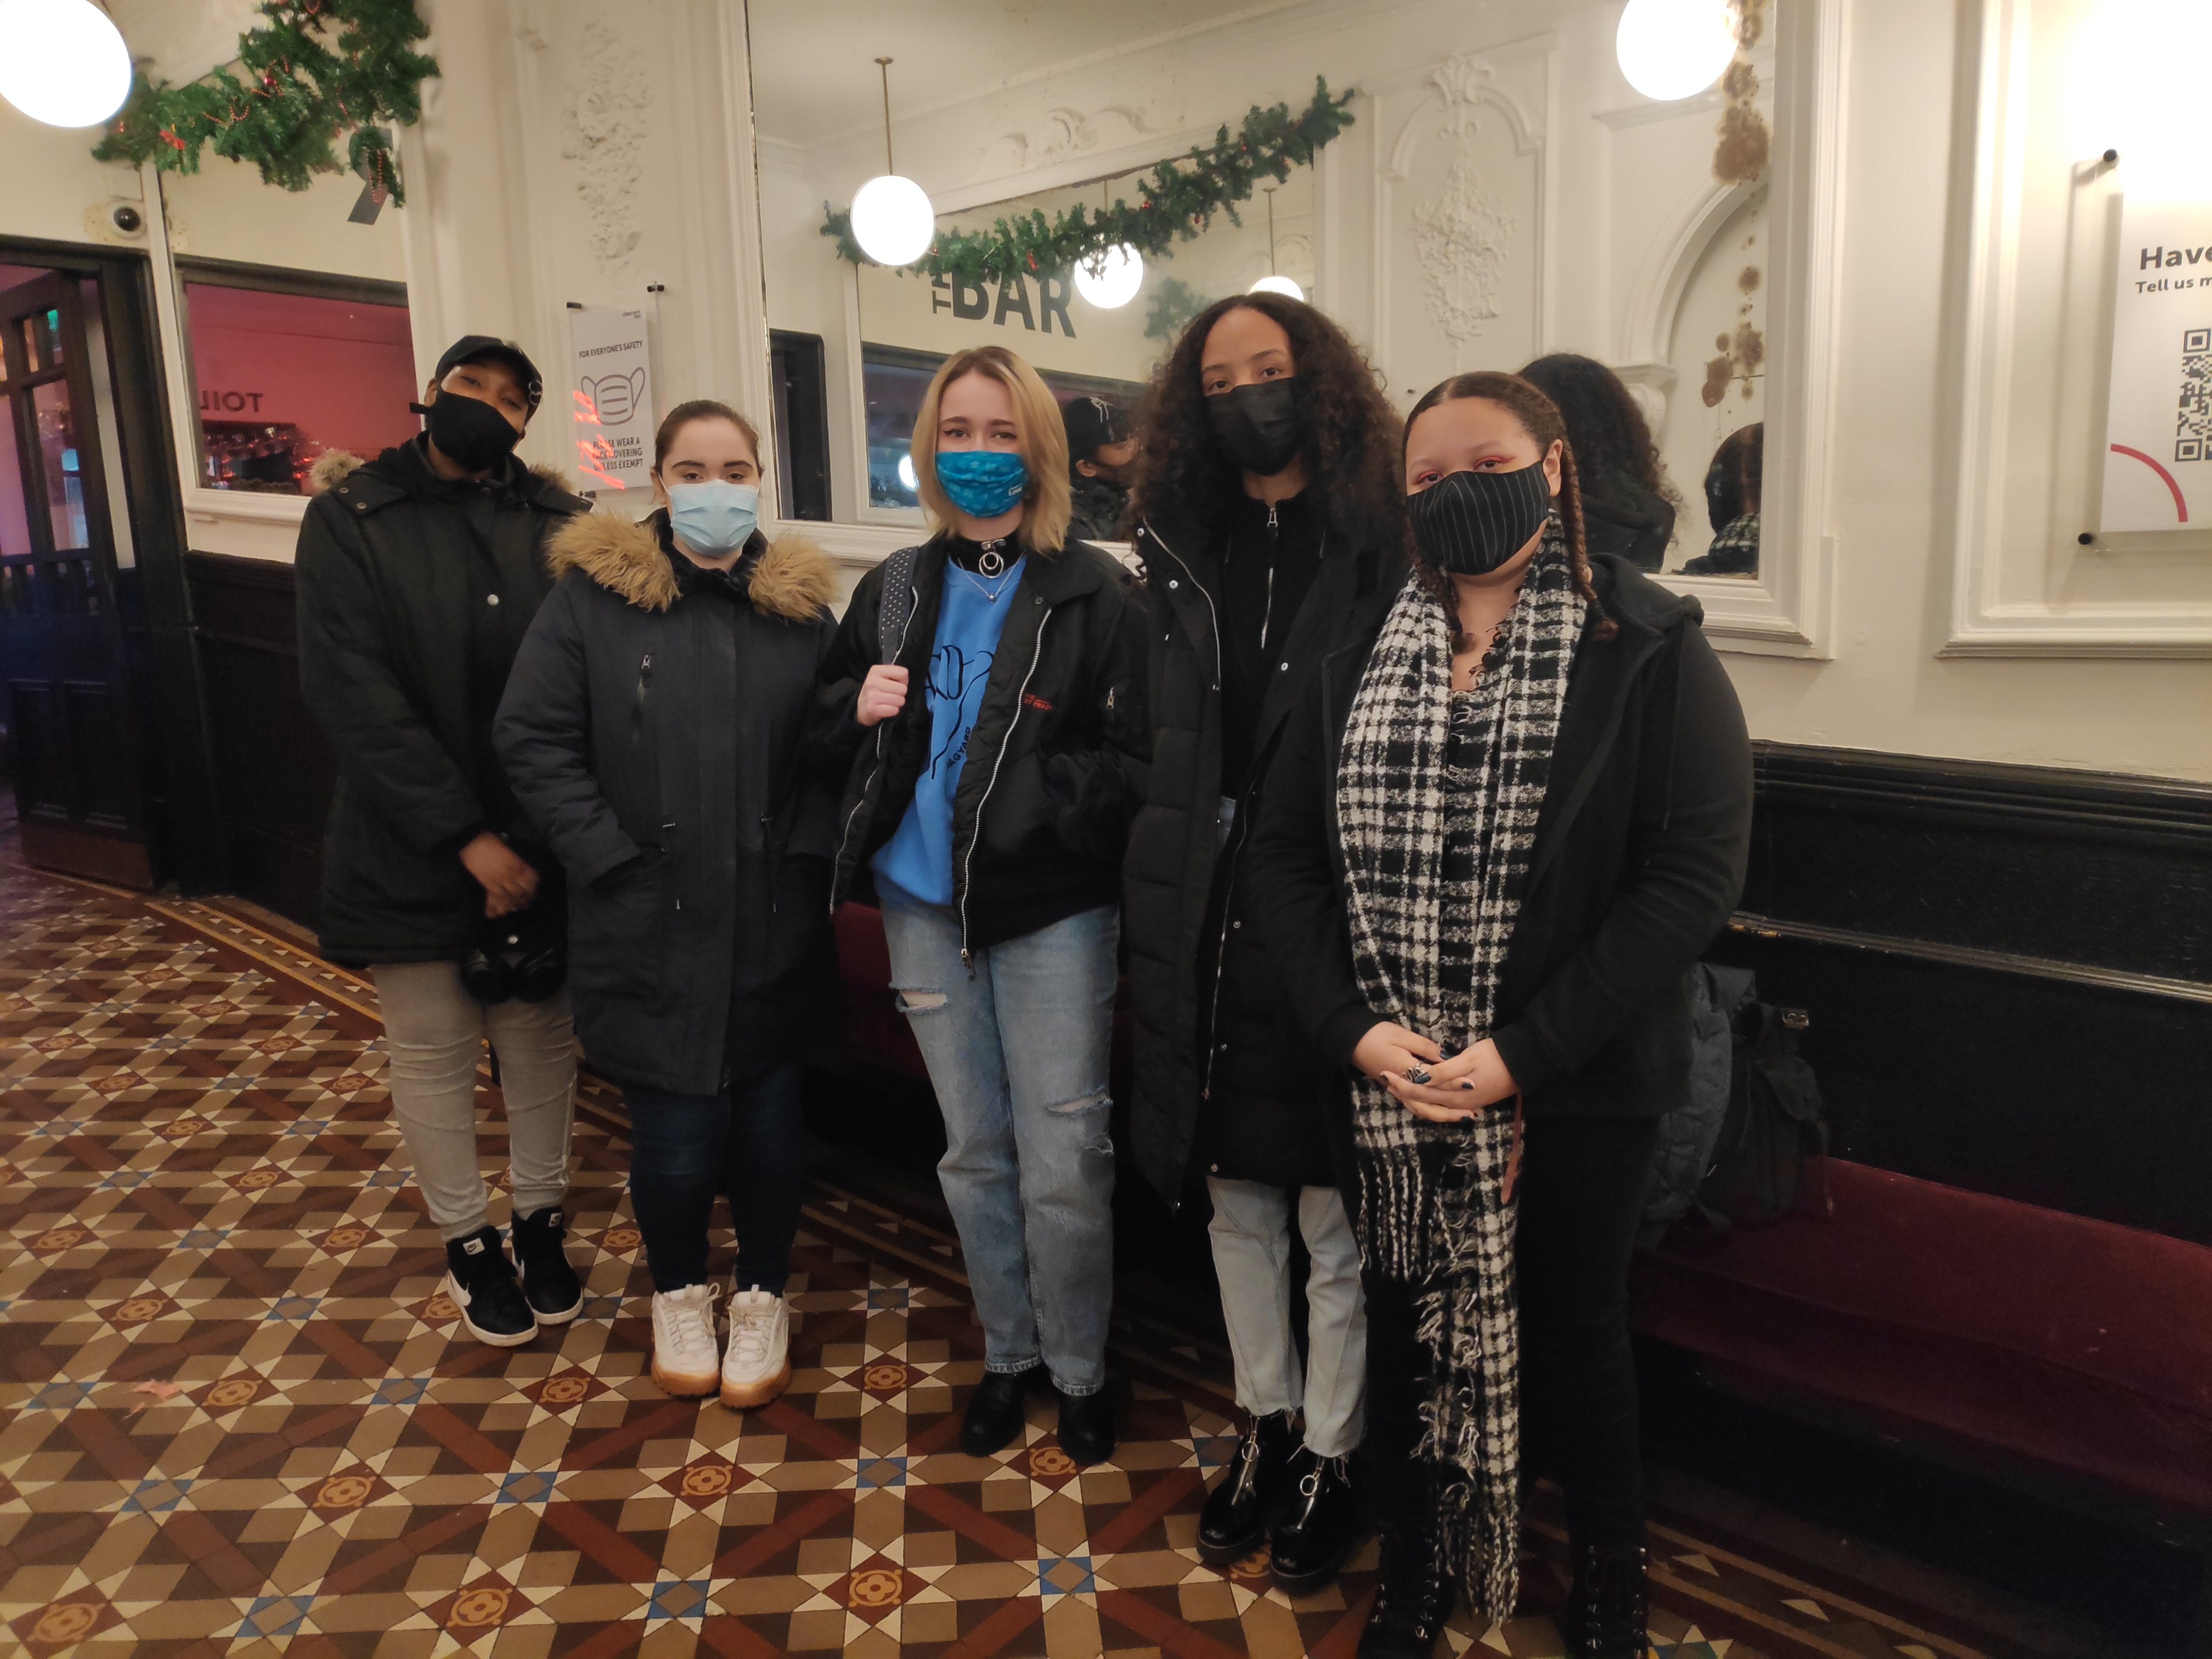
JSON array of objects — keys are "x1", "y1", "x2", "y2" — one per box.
[
  {"x1": 822, "y1": 78, "x2": 1354, "y2": 284},
  {"x1": 93, "y1": 0, "x2": 436, "y2": 207}
]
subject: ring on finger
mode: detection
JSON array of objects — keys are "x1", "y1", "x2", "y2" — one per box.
[{"x1": 1403, "y1": 1066, "x2": 1433, "y2": 1086}]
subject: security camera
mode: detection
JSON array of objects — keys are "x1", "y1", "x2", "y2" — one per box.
[{"x1": 110, "y1": 203, "x2": 143, "y2": 234}]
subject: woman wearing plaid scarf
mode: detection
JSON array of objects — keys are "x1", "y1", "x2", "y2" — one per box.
[{"x1": 1248, "y1": 371, "x2": 1753, "y2": 1658}]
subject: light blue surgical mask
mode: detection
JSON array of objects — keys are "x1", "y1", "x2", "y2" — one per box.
[
  {"x1": 665, "y1": 480, "x2": 760, "y2": 555},
  {"x1": 934, "y1": 449, "x2": 1028, "y2": 520}
]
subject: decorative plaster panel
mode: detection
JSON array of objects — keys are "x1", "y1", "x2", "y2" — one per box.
[{"x1": 562, "y1": 18, "x2": 652, "y2": 273}]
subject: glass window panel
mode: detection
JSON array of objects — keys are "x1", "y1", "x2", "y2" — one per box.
[
  {"x1": 31, "y1": 379, "x2": 88, "y2": 551},
  {"x1": 181, "y1": 281, "x2": 417, "y2": 494},
  {"x1": 0, "y1": 398, "x2": 31, "y2": 558},
  {"x1": 20, "y1": 307, "x2": 63, "y2": 370}
]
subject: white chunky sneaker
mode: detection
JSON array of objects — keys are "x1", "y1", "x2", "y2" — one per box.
[
  {"x1": 650, "y1": 1283, "x2": 723, "y2": 1398},
  {"x1": 721, "y1": 1288, "x2": 791, "y2": 1409}
]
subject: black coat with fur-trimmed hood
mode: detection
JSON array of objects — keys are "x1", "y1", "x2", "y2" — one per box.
[
  {"x1": 495, "y1": 509, "x2": 845, "y2": 1096},
  {"x1": 295, "y1": 438, "x2": 590, "y2": 966}
]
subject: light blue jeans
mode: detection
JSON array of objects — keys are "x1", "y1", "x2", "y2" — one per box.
[{"x1": 877, "y1": 891, "x2": 1119, "y2": 1396}]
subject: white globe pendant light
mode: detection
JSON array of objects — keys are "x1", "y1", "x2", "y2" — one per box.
[
  {"x1": 1247, "y1": 187, "x2": 1305, "y2": 302},
  {"x1": 0, "y1": 0, "x2": 133, "y2": 129},
  {"x1": 1075, "y1": 242, "x2": 1143, "y2": 310},
  {"x1": 848, "y1": 57, "x2": 935, "y2": 268},
  {"x1": 1615, "y1": 0, "x2": 1737, "y2": 102}
]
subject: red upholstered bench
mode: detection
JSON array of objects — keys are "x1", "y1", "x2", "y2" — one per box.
[{"x1": 1630, "y1": 1158, "x2": 2212, "y2": 1516}]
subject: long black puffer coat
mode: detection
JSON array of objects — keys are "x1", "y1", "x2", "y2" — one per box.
[
  {"x1": 822, "y1": 533, "x2": 1150, "y2": 960},
  {"x1": 1121, "y1": 507, "x2": 1405, "y2": 1211},
  {"x1": 494, "y1": 511, "x2": 844, "y2": 1097},
  {"x1": 294, "y1": 439, "x2": 589, "y2": 965}
]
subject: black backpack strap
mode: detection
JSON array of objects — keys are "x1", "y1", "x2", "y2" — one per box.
[{"x1": 877, "y1": 545, "x2": 919, "y2": 665}]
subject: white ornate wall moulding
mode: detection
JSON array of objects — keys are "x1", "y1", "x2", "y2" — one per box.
[{"x1": 562, "y1": 18, "x2": 652, "y2": 274}]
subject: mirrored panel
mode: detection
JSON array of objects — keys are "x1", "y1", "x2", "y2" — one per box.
[{"x1": 747, "y1": 0, "x2": 1787, "y2": 588}]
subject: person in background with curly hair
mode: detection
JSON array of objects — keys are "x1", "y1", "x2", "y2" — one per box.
[
  {"x1": 1519, "y1": 353, "x2": 1679, "y2": 572},
  {"x1": 1247, "y1": 371, "x2": 1751, "y2": 1658},
  {"x1": 1121, "y1": 294, "x2": 1409, "y2": 1595}
]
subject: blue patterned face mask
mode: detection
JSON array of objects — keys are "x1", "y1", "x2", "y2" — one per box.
[
  {"x1": 933, "y1": 448, "x2": 1029, "y2": 519},
  {"x1": 666, "y1": 481, "x2": 760, "y2": 554}
]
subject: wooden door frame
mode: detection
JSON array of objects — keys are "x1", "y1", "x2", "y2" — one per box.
[{"x1": 0, "y1": 235, "x2": 224, "y2": 892}]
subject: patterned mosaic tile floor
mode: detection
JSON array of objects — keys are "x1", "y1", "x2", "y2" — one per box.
[{"x1": 0, "y1": 846, "x2": 2016, "y2": 1657}]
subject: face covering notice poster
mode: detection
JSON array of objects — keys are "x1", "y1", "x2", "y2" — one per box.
[
  {"x1": 569, "y1": 304, "x2": 654, "y2": 494},
  {"x1": 2100, "y1": 199, "x2": 2212, "y2": 533}
]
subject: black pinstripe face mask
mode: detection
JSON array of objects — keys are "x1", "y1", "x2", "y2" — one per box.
[{"x1": 1408, "y1": 462, "x2": 1553, "y2": 575}]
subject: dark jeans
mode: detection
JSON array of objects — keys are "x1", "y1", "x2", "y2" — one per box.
[
  {"x1": 1367, "y1": 1113, "x2": 1660, "y2": 1549},
  {"x1": 623, "y1": 1063, "x2": 806, "y2": 1295}
]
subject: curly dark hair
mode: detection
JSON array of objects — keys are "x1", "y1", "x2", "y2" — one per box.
[
  {"x1": 1517, "y1": 352, "x2": 1680, "y2": 512},
  {"x1": 1126, "y1": 293, "x2": 1408, "y2": 557},
  {"x1": 1404, "y1": 370, "x2": 1617, "y2": 642}
]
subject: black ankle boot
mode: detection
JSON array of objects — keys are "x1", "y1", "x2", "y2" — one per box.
[
  {"x1": 1357, "y1": 1525, "x2": 1456, "y2": 1658},
  {"x1": 1056, "y1": 1385, "x2": 1115, "y2": 1465},
  {"x1": 510, "y1": 1205, "x2": 583, "y2": 1325},
  {"x1": 1197, "y1": 1409, "x2": 1295, "y2": 1565},
  {"x1": 961, "y1": 1364, "x2": 1045, "y2": 1456},
  {"x1": 1562, "y1": 1539, "x2": 1650, "y2": 1659},
  {"x1": 1268, "y1": 1449, "x2": 1359, "y2": 1593}
]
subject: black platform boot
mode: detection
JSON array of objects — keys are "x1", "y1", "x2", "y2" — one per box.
[
  {"x1": 1268, "y1": 1449, "x2": 1359, "y2": 1594},
  {"x1": 1197, "y1": 1409, "x2": 1295, "y2": 1565},
  {"x1": 1561, "y1": 1539, "x2": 1650, "y2": 1659},
  {"x1": 1357, "y1": 1524, "x2": 1457, "y2": 1659}
]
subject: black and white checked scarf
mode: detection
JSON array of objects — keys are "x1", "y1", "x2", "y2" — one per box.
[{"x1": 1334, "y1": 524, "x2": 1584, "y2": 1619}]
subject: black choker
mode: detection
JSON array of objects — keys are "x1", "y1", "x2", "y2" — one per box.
[{"x1": 952, "y1": 535, "x2": 1012, "y2": 578}]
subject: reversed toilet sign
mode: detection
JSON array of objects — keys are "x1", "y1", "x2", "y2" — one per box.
[
  {"x1": 2100, "y1": 198, "x2": 2212, "y2": 533},
  {"x1": 569, "y1": 304, "x2": 654, "y2": 493}
]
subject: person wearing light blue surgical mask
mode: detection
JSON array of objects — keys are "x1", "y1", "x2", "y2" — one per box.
[{"x1": 496, "y1": 398, "x2": 847, "y2": 1418}]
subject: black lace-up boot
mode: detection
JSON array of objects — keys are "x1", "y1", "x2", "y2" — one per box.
[
  {"x1": 1562, "y1": 1539, "x2": 1650, "y2": 1658},
  {"x1": 1197, "y1": 1409, "x2": 1295, "y2": 1565},
  {"x1": 1358, "y1": 1522, "x2": 1458, "y2": 1658},
  {"x1": 1268, "y1": 1448, "x2": 1359, "y2": 1593}
]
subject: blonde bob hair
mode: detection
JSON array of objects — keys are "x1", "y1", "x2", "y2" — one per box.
[{"x1": 910, "y1": 345, "x2": 1071, "y2": 554}]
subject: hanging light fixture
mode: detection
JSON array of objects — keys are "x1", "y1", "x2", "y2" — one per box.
[
  {"x1": 0, "y1": 0, "x2": 132, "y2": 129},
  {"x1": 1074, "y1": 177, "x2": 1143, "y2": 309},
  {"x1": 1615, "y1": 0, "x2": 1737, "y2": 101},
  {"x1": 1248, "y1": 186, "x2": 1305, "y2": 301},
  {"x1": 848, "y1": 57, "x2": 935, "y2": 267}
]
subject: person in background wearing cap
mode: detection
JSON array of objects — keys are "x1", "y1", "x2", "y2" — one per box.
[
  {"x1": 296, "y1": 335, "x2": 593, "y2": 1350},
  {"x1": 1063, "y1": 394, "x2": 1136, "y2": 543}
]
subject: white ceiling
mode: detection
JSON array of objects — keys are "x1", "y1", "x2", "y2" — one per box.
[
  {"x1": 107, "y1": 0, "x2": 261, "y2": 84},
  {"x1": 743, "y1": 0, "x2": 1304, "y2": 151}
]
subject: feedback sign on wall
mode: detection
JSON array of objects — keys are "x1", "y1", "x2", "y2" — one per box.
[
  {"x1": 569, "y1": 306, "x2": 653, "y2": 493},
  {"x1": 2101, "y1": 200, "x2": 2212, "y2": 533}
]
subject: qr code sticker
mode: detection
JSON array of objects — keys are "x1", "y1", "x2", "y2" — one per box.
[{"x1": 2181, "y1": 328, "x2": 2212, "y2": 464}]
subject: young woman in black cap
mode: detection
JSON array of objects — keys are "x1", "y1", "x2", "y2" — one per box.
[{"x1": 296, "y1": 335, "x2": 590, "y2": 1350}]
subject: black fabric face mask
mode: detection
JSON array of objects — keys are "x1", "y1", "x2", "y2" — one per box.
[
  {"x1": 1205, "y1": 377, "x2": 1302, "y2": 476},
  {"x1": 415, "y1": 391, "x2": 524, "y2": 473},
  {"x1": 1409, "y1": 462, "x2": 1553, "y2": 575}
]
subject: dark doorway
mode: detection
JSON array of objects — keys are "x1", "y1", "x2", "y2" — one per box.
[{"x1": 0, "y1": 262, "x2": 150, "y2": 887}]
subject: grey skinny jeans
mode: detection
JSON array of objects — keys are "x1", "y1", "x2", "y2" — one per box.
[{"x1": 371, "y1": 961, "x2": 576, "y2": 1242}]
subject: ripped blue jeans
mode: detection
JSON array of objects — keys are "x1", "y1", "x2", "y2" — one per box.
[{"x1": 877, "y1": 888, "x2": 1119, "y2": 1395}]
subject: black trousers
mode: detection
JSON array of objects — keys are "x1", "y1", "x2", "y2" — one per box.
[{"x1": 1366, "y1": 1113, "x2": 1660, "y2": 1549}]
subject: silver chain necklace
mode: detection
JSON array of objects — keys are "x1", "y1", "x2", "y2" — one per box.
[{"x1": 955, "y1": 546, "x2": 1018, "y2": 602}]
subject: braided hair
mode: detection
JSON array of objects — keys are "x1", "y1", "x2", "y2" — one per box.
[{"x1": 1402, "y1": 370, "x2": 1617, "y2": 642}]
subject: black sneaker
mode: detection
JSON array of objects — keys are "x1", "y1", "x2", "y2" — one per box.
[
  {"x1": 510, "y1": 1205, "x2": 583, "y2": 1326},
  {"x1": 443, "y1": 1226, "x2": 535, "y2": 1347}
]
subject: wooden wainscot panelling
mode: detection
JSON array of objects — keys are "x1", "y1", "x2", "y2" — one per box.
[
  {"x1": 183, "y1": 552, "x2": 332, "y2": 924},
  {"x1": 1714, "y1": 743, "x2": 2212, "y2": 1244}
]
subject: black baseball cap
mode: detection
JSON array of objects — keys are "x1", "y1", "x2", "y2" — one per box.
[
  {"x1": 431, "y1": 334, "x2": 544, "y2": 416},
  {"x1": 1061, "y1": 394, "x2": 1127, "y2": 464}
]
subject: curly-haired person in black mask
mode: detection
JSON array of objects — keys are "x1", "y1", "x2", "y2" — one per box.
[
  {"x1": 1121, "y1": 294, "x2": 1409, "y2": 1596},
  {"x1": 1246, "y1": 371, "x2": 1752, "y2": 1658}
]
